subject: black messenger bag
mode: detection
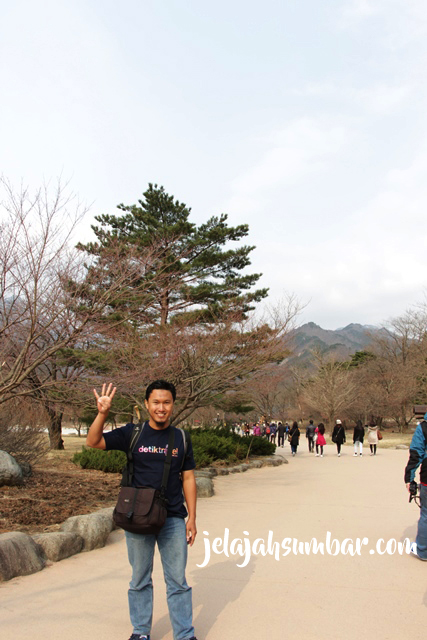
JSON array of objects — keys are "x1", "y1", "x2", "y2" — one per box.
[{"x1": 113, "y1": 423, "x2": 175, "y2": 535}]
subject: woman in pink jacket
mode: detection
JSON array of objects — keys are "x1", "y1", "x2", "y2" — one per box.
[{"x1": 315, "y1": 423, "x2": 326, "y2": 457}]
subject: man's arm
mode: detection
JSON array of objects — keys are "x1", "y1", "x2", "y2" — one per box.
[
  {"x1": 182, "y1": 469, "x2": 197, "y2": 546},
  {"x1": 86, "y1": 383, "x2": 117, "y2": 450},
  {"x1": 404, "y1": 422, "x2": 427, "y2": 488}
]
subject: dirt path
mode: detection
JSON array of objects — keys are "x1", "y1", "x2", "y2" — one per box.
[{"x1": 0, "y1": 447, "x2": 425, "y2": 640}]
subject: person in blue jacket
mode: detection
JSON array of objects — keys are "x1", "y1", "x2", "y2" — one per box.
[{"x1": 404, "y1": 412, "x2": 427, "y2": 561}]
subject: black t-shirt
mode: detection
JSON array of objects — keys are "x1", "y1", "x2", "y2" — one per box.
[{"x1": 104, "y1": 422, "x2": 196, "y2": 518}]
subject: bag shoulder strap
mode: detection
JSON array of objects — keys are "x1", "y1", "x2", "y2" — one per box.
[
  {"x1": 178, "y1": 427, "x2": 188, "y2": 471},
  {"x1": 160, "y1": 427, "x2": 175, "y2": 499},
  {"x1": 128, "y1": 422, "x2": 144, "y2": 460},
  {"x1": 125, "y1": 422, "x2": 145, "y2": 487}
]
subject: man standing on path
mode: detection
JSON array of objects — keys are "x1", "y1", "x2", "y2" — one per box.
[
  {"x1": 306, "y1": 420, "x2": 316, "y2": 453},
  {"x1": 87, "y1": 380, "x2": 199, "y2": 640},
  {"x1": 404, "y1": 412, "x2": 427, "y2": 561}
]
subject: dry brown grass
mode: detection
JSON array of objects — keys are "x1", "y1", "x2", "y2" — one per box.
[{"x1": 341, "y1": 430, "x2": 413, "y2": 449}]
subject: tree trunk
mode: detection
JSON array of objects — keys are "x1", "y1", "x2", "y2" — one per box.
[
  {"x1": 160, "y1": 289, "x2": 170, "y2": 325},
  {"x1": 47, "y1": 408, "x2": 64, "y2": 450}
]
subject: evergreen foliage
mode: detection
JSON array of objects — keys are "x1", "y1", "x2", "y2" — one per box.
[
  {"x1": 72, "y1": 426, "x2": 276, "y2": 472},
  {"x1": 72, "y1": 448, "x2": 127, "y2": 473},
  {"x1": 77, "y1": 183, "x2": 268, "y2": 326}
]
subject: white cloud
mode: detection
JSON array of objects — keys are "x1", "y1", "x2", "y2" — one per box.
[
  {"x1": 227, "y1": 118, "x2": 349, "y2": 215},
  {"x1": 339, "y1": 0, "x2": 379, "y2": 24},
  {"x1": 291, "y1": 82, "x2": 412, "y2": 115},
  {"x1": 338, "y1": 0, "x2": 427, "y2": 47}
]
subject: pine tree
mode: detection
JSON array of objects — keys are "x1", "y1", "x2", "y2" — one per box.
[{"x1": 78, "y1": 184, "x2": 268, "y2": 326}]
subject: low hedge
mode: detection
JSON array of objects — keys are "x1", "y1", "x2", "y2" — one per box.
[
  {"x1": 72, "y1": 426, "x2": 276, "y2": 472},
  {"x1": 190, "y1": 427, "x2": 276, "y2": 467},
  {"x1": 72, "y1": 448, "x2": 126, "y2": 473}
]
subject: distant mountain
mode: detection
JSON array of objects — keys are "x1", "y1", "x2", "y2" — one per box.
[{"x1": 286, "y1": 322, "x2": 381, "y2": 366}]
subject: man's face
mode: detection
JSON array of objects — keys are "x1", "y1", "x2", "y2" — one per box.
[{"x1": 145, "y1": 389, "x2": 174, "y2": 429}]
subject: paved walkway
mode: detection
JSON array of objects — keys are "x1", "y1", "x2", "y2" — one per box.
[{"x1": 1, "y1": 446, "x2": 425, "y2": 640}]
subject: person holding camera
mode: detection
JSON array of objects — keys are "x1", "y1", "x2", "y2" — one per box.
[{"x1": 404, "y1": 412, "x2": 427, "y2": 561}]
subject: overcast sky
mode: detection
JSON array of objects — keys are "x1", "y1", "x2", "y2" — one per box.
[{"x1": 1, "y1": 0, "x2": 427, "y2": 329}]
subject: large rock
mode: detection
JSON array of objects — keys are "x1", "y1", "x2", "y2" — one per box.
[
  {"x1": 231, "y1": 464, "x2": 249, "y2": 473},
  {"x1": 0, "y1": 450, "x2": 24, "y2": 486},
  {"x1": 248, "y1": 460, "x2": 263, "y2": 469},
  {"x1": 94, "y1": 506, "x2": 117, "y2": 529},
  {"x1": 60, "y1": 511, "x2": 114, "y2": 551},
  {"x1": 32, "y1": 532, "x2": 84, "y2": 562},
  {"x1": 262, "y1": 457, "x2": 284, "y2": 467},
  {"x1": 194, "y1": 470, "x2": 215, "y2": 479},
  {"x1": 196, "y1": 476, "x2": 214, "y2": 497},
  {"x1": 215, "y1": 468, "x2": 230, "y2": 475},
  {"x1": 0, "y1": 532, "x2": 45, "y2": 581}
]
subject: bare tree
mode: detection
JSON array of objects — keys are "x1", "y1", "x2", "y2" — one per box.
[
  {"x1": 302, "y1": 350, "x2": 357, "y2": 428},
  {"x1": 0, "y1": 179, "x2": 160, "y2": 447},
  {"x1": 240, "y1": 365, "x2": 289, "y2": 422},
  {"x1": 0, "y1": 396, "x2": 49, "y2": 469},
  {"x1": 91, "y1": 296, "x2": 301, "y2": 426},
  {"x1": 352, "y1": 311, "x2": 427, "y2": 430}
]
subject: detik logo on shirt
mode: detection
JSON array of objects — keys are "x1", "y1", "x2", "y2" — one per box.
[{"x1": 138, "y1": 445, "x2": 179, "y2": 456}]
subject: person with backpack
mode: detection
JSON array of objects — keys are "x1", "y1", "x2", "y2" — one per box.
[
  {"x1": 331, "y1": 419, "x2": 346, "y2": 456},
  {"x1": 270, "y1": 422, "x2": 277, "y2": 444},
  {"x1": 87, "y1": 380, "x2": 198, "y2": 640}
]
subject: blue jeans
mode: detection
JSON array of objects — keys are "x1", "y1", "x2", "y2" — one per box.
[
  {"x1": 416, "y1": 484, "x2": 427, "y2": 559},
  {"x1": 125, "y1": 517, "x2": 195, "y2": 639}
]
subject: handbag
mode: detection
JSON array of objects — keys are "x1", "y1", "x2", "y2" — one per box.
[
  {"x1": 377, "y1": 430, "x2": 383, "y2": 441},
  {"x1": 113, "y1": 423, "x2": 175, "y2": 535}
]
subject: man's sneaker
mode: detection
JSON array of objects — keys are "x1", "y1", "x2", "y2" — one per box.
[
  {"x1": 410, "y1": 544, "x2": 427, "y2": 561},
  {"x1": 353, "y1": 453, "x2": 357, "y2": 456},
  {"x1": 129, "y1": 635, "x2": 150, "y2": 640}
]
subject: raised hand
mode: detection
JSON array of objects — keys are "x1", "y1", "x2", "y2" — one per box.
[{"x1": 93, "y1": 383, "x2": 117, "y2": 415}]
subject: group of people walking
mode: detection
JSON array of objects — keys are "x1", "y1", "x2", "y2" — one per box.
[
  {"x1": 243, "y1": 418, "x2": 382, "y2": 457},
  {"x1": 302, "y1": 419, "x2": 381, "y2": 457}
]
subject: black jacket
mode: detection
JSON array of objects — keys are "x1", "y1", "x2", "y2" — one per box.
[
  {"x1": 332, "y1": 425, "x2": 346, "y2": 445},
  {"x1": 353, "y1": 426, "x2": 364, "y2": 443}
]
